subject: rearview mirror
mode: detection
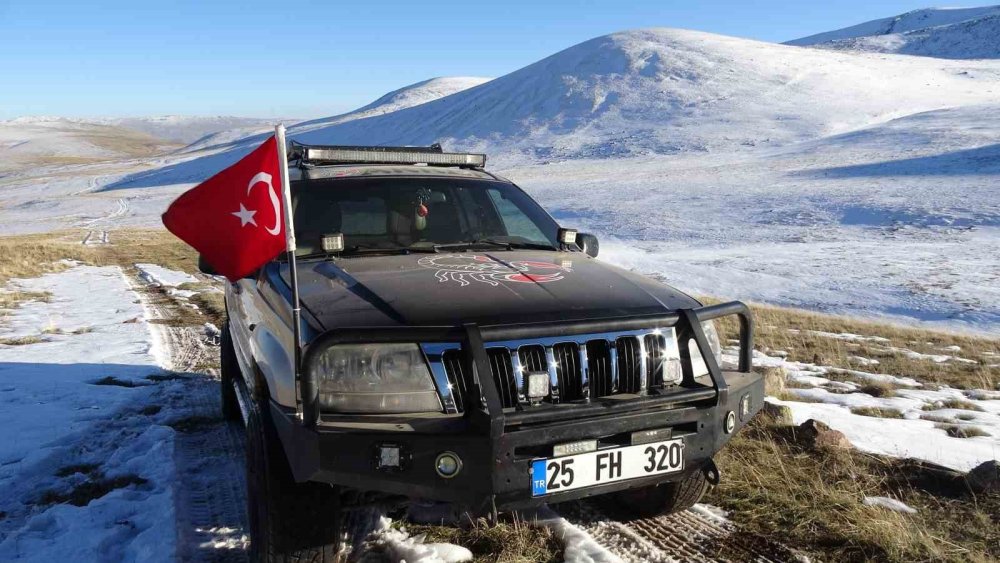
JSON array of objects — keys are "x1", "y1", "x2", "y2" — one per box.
[
  {"x1": 576, "y1": 233, "x2": 599, "y2": 258},
  {"x1": 197, "y1": 255, "x2": 218, "y2": 276}
]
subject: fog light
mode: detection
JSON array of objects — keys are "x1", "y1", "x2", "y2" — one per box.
[
  {"x1": 321, "y1": 232, "x2": 345, "y2": 253},
  {"x1": 435, "y1": 452, "x2": 462, "y2": 478},
  {"x1": 527, "y1": 372, "x2": 550, "y2": 402},
  {"x1": 725, "y1": 411, "x2": 736, "y2": 434},
  {"x1": 376, "y1": 444, "x2": 401, "y2": 470}
]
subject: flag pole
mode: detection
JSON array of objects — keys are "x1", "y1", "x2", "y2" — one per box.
[{"x1": 274, "y1": 124, "x2": 309, "y2": 426}]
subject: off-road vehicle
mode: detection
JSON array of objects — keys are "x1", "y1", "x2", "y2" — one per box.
[{"x1": 204, "y1": 143, "x2": 762, "y2": 561}]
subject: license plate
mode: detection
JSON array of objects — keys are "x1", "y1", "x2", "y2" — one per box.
[{"x1": 531, "y1": 439, "x2": 684, "y2": 496}]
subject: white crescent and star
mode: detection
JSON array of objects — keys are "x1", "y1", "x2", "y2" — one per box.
[{"x1": 231, "y1": 171, "x2": 282, "y2": 235}]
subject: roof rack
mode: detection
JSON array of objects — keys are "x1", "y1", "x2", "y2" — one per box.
[{"x1": 288, "y1": 142, "x2": 486, "y2": 169}]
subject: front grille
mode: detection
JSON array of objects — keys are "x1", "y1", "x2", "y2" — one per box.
[
  {"x1": 553, "y1": 342, "x2": 584, "y2": 400},
  {"x1": 518, "y1": 345, "x2": 547, "y2": 373},
  {"x1": 441, "y1": 350, "x2": 467, "y2": 411},
  {"x1": 644, "y1": 333, "x2": 665, "y2": 388},
  {"x1": 616, "y1": 336, "x2": 642, "y2": 393},
  {"x1": 437, "y1": 329, "x2": 674, "y2": 409},
  {"x1": 488, "y1": 348, "x2": 519, "y2": 408},
  {"x1": 587, "y1": 340, "x2": 615, "y2": 397}
]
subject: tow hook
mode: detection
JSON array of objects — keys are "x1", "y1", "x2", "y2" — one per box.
[{"x1": 702, "y1": 459, "x2": 721, "y2": 486}]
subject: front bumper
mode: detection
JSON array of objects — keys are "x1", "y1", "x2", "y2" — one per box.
[{"x1": 272, "y1": 302, "x2": 761, "y2": 513}]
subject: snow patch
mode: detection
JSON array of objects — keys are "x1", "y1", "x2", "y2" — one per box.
[{"x1": 863, "y1": 496, "x2": 917, "y2": 514}]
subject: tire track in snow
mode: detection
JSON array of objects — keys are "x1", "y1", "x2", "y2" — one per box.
[
  {"x1": 135, "y1": 273, "x2": 250, "y2": 562},
  {"x1": 559, "y1": 500, "x2": 805, "y2": 562}
]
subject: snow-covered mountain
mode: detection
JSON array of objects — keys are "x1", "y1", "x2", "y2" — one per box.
[
  {"x1": 179, "y1": 76, "x2": 491, "y2": 153},
  {"x1": 786, "y1": 5, "x2": 1000, "y2": 59},
  {"x1": 134, "y1": 27, "x2": 1000, "y2": 179}
]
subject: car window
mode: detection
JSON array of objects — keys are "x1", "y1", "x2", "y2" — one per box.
[
  {"x1": 340, "y1": 197, "x2": 386, "y2": 235},
  {"x1": 487, "y1": 188, "x2": 549, "y2": 243},
  {"x1": 291, "y1": 177, "x2": 558, "y2": 255}
]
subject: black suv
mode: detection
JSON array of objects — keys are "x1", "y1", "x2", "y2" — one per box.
[{"x1": 207, "y1": 144, "x2": 762, "y2": 561}]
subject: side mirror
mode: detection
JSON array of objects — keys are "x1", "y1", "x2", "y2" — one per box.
[
  {"x1": 576, "y1": 233, "x2": 599, "y2": 258},
  {"x1": 197, "y1": 255, "x2": 218, "y2": 276}
]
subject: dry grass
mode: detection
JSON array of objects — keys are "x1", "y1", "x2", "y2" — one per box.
[
  {"x1": 403, "y1": 516, "x2": 562, "y2": 563},
  {"x1": 850, "y1": 406, "x2": 904, "y2": 419},
  {"x1": 0, "y1": 290, "x2": 51, "y2": 309},
  {"x1": 0, "y1": 229, "x2": 199, "y2": 287},
  {"x1": 0, "y1": 335, "x2": 45, "y2": 346},
  {"x1": 935, "y1": 424, "x2": 990, "y2": 439},
  {"x1": 710, "y1": 417, "x2": 1000, "y2": 562},
  {"x1": 923, "y1": 399, "x2": 984, "y2": 412},
  {"x1": 709, "y1": 299, "x2": 999, "y2": 392},
  {"x1": 38, "y1": 473, "x2": 147, "y2": 507},
  {"x1": 190, "y1": 291, "x2": 225, "y2": 327}
]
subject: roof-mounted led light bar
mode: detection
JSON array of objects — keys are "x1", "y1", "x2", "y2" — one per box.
[{"x1": 289, "y1": 142, "x2": 486, "y2": 169}]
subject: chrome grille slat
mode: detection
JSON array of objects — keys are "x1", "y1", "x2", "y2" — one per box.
[
  {"x1": 616, "y1": 336, "x2": 642, "y2": 393},
  {"x1": 441, "y1": 350, "x2": 467, "y2": 411},
  {"x1": 586, "y1": 340, "x2": 614, "y2": 397},
  {"x1": 644, "y1": 333, "x2": 665, "y2": 388},
  {"x1": 487, "y1": 348, "x2": 518, "y2": 408},
  {"x1": 553, "y1": 342, "x2": 582, "y2": 401}
]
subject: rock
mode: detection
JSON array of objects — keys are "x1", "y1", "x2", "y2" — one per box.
[
  {"x1": 755, "y1": 366, "x2": 787, "y2": 397},
  {"x1": 966, "y1": 460, "x2": 1000, "y2": 494},
  {"x1": 761, "y1": 401, "x2": 794, "y2": 426},
  {"x1": 797, "y1": 419, "x2": 852, "y2": 451}
]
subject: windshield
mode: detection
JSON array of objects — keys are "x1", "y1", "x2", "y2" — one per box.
[{"x1": 291, "y1": 177, "x2": 559, "y2": 256}]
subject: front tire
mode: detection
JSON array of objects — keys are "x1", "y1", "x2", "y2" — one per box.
[
  {"x1": 219, "y1": 320, "x2": 240, "y2": 422},
  {"x1": 611, "y1": 469, "x2": 710, "y2": 518},
  {"x1": 245, "y1": 393, "x2": 343, "y2": 562}
]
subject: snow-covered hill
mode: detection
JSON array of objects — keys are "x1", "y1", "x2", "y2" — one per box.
[
  {"x1": 120, "y1": 27, "x2": 1000, "y2": 183},
  {"x1": 180, "y1": 76, "x2": 491, "y2": 154},
  {"x1": 787, "y1": 5, "x2": 1000, "y2": 59},
  {"x1": 98, "y1": 116, "x2": 287, "y2": 144},
  {"x1": 0, "y1": 118, "x2": 175, "y2": 171}
]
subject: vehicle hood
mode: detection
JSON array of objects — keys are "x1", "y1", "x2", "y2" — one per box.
[{"x1": 282, "y1": 251, "x2": 700, "y2": 331}]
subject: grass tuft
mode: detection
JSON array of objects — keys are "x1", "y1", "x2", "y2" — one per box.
[
  {"x1": 922, "y1": 399, "x2": 984, "y2": 412},
  {"x1": 0, "y1": 335, "x2": 44, "y2": 346},
  {"x1": 90, "y1": 376, "x2": 147, "y2": 388},
  {"x1": 851, "y1": 406, "x2": 904, "y2": 419},
  {"x1": 935, "y1": 424, "x2": 990, "y2": 439},
  {"x1": 404, "y1": 516, "x2": 563, "y2": 563},
  {"x1": 54, "y1": 463, "x2": 100, "y2": 478},
  {"x1": 38, "y1": 473, "x2": 146, "y2": 507}
]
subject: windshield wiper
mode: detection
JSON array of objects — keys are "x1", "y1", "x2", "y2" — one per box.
[
  {"x1": 430, "y1": 239, "x2": 558, "y2": 252},
  {"x1": 430, "y1": 240, "x2": 512, "y2": 252},
  {"x1": 297, "y1": 246, "x2": 433, "y2": 260}
]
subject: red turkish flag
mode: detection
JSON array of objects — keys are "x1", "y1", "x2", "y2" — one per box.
[{"x1": 162, "y1": 136, "x2": 287, "y2": 281}]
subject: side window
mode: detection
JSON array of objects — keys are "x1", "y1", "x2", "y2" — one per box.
[
  {"x1": 340, "y1": 197, "x2": 386, "y2": 235},
  {"x1": 487, "y1": 189, "x2": 548, "y2": 242}
]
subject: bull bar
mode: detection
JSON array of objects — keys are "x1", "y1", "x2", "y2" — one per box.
[{"x1": 270, "y1": 301, "x2": 760, "y2": 512}]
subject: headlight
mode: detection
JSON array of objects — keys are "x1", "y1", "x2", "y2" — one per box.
[
  {"x1": 689, "y1": 320, "x2": 723, "y2": 378},
  {"x1": 309, "y1": 343, "x2": 442, "y2": 413}
]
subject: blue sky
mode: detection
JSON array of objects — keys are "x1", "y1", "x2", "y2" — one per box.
[{"x1": 0, "y1": 1, "x2": 941, "y2": 119}]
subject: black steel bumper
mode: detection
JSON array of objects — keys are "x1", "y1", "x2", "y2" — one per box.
[{"x1": 271, "y1": 301, "x2": 762, "y2": 513}]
